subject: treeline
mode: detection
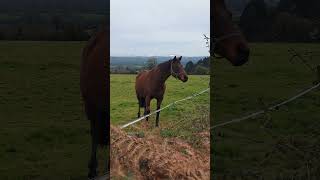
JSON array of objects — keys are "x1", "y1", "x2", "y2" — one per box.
[
  {"x1": 240, "y1": 0, "x2": 320, "y2": 42},
  {"x1": 111, "y1": 57, "x2": 210, "y2": 75},
  {"x1": 185, "y1": 57, "x2": 210, "y2": 75},
  {"x1": 0, "y1": 0, "x2": 107, "y2": 41},
  {"x1": 111, "y1": 66, "x2": 141, "y2": 74},
  {"x1": 0, "y1": 13, "x2": 106, "y2": 41},
  {"x1": 0, "y1": 0, "x2": 108, "y2": 13}
]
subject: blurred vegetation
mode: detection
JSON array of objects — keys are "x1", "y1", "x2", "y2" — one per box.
[
  {"x1": 239, "y1": 0, "x2": 320, "y2": 42},
  {"x1": 145, "y1": 57, "x2": 158, "y2": 70},
  {"x1": 211, "y1": 43, "x2": 320, "y2": 179},
  {"x1": 0, "y1": 0, "x2": 107, "y2": 41},
  {"x1": 185, "y1": 57, "x2": 210, "y2": 75},
  {"x1": 110, "y1": 57, "x2": 210, "y2": 75}
]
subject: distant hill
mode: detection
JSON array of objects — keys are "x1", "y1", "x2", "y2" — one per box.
[
  {"x1": 111, "y1": 56, "x2": 206, "y2": 66},
  {"x1": 110, "y1": 56, "x2": 208, "y2": 74}
]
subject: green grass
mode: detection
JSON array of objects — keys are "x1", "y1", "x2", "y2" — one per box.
[
  {"x1": 211, "y1": 43, "x2": 320, "y2": 179},
  {"x1": 111, "y1": 74, "x2": 210, "y2": 153},
  {"x1": 0, "y1": 41, "x2": 208, "y2": 179},
  {"x1": 4, "y1": 41, "x2": 319, "y2": 179},
  {"x1": 110, "y1": 74, "x2": 209, "y2": 128},
  {"x1": 0, "y1": 41, "x2": 109, "y2": 179}
]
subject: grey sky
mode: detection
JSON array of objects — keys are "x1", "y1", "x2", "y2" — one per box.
[{"x1": 111, "y1": 0, "x2": 210, "y2": 56}]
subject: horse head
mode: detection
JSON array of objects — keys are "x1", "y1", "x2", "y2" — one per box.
[
  {"x1": 171, "y1": 56, "x2": 188, "y2": 82},
  {"x1": 213, "y1": 0, "x2": 250, "y2": 66}
]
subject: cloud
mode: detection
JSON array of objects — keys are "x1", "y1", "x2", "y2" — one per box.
[{"x1": 111, "y1": 0, "x2": 210, "y2": 56}]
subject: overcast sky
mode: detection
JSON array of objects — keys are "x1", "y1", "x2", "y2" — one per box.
[{"x1": 111, "y1": 0, "x2": 210, "y2": 56}]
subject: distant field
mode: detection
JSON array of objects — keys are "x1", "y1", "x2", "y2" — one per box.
[
  {"x1": 211, "y1": 43, "x2": 320, "y2": 179},
  {"x1": 110, "y1": 74, "x2": 209, "y2": 127},
  {"x1": 0, "y1": 41, "x2": 109, "y2": 179}
]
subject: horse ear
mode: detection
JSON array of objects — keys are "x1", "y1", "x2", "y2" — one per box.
[
  {"x1": 178, "y1": 56, "x2": 182, "y2": 61},
  {"x1": 173, "y1": 56, "x2": 176, "y2": 60}
]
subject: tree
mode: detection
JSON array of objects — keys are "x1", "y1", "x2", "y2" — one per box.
[
  {"x1": 271, "y1": 12, "x2": 314, "y2": 41},
  {"x1": 240, "y1": 0, "x2": 271, "y2": 41},
  {"x1": 185, "y1": 61, "x2": 194, "y2": 74},
  {"x1": 145, "y1": 57, "x2": 157, "y2": 70},
  {"x1": 51, "y1": 15, "x2": 62, "y2": 32},
  {"x1": 194, "y1": 66, "x2": 209, "y2": 75}
]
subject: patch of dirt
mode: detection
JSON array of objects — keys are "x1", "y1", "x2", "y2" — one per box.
[{"x1": 110, "y1": 125, "x2": 210, "y2": 179}]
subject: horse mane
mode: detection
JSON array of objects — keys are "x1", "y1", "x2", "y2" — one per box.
[
  {"x1": 154, "y1": 59, "x2": 171, "y2": 72},
  {"x1": 82, "y1": 26, "x2": 107, "y2": 60}
]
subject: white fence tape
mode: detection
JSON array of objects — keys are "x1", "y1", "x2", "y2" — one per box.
[
  {"x1": 211, "y1": 82, "x2": 320, "y2": 129},
  {"x1": 120, "y1": 88, "x2": 210, "y2": 129}
]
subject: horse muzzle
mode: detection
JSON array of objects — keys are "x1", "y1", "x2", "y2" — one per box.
[
  {"x1": 180, "y1": 75, "x2": 188, "y2": 82},
  {"x1": 232, "y1": 47, "x2": 249, "y2": 66}
]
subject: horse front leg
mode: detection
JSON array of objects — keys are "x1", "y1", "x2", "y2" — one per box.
[
  {"x1": 144, "y1": 96, "x2": 151, "y2": 121},
  {"x1": 156, "y1": 98, "x2": 163, "y2": 127},
  {"x1": 137, "y1": 101, "x2": 141, "y2": 118},
  {"x1": 88, "y1": 121, "x2": 98, "y2": 178}
]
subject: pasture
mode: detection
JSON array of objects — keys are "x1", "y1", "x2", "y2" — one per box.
[
  {"x1": 2, "y1": 41, "x2": 319, "y2": 179},
  {"x1": 110, "y1": 74, "x2": 209, "y2": 143},
  {"x1": 110, "y1": 74, "x2": 210, "y2": 178},
  {"x1": 212, "y1": 43, "x2": 320, "y2": 179},
  {"x1": 0, "y1": 41, "x2": 107, "y2": 179},
  {"x1": 0, "y1": 40, "x2": 209, "y2": 179}
]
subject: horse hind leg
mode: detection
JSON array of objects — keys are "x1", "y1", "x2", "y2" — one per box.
[
  {"x1": 88, "y1": 119, "x2": 98, "y2": 178},
  {"x1": 137, "y1": 103, "x2": 141, "y2": 118},
  {"x1": 98, "y1": 110, "x2": 110, "y2": 177},
  {"x1": 156, "y1": 98, "x2": 163, "y2": 127},
  {"x1": 138, "y1": 97, "x2": 145, "y2": 118},
  {"x1": 144, "y1": 96, "x2": 151, "y2": 121},
  {"x1": 87, "y1": 108, "x2": 109, "y2": 178}
]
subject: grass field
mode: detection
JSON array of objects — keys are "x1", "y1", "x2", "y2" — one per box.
[
  {"x1": 110, "y1": 74, "x2": 210, "y2": 141},
  {"x1": 211, "y1": 43, "x2": 320, "y2": 179},
  {"x1": 0, "y1": 41, "x2": 110, "y2": 179},
  {"x1": 2, "y1": 41, "x2": 319, "y2": 179},
  {"x1": 0, "y1": 40, "x2": 209, "y2": 179}
]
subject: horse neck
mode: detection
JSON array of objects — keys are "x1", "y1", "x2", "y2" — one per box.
[{"x1": 155, "y1": 61, "x2": 171, "y2": 84}]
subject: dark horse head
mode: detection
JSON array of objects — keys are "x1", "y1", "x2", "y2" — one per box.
[
  {"x1": 170, "y1": 56, "x2": 188, "y2": 82},
  {"x1": 213, "y1": 0, "x2": 250, "y2": 66}
]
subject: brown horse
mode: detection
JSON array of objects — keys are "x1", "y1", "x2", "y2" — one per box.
[
  {"x1": 213, "y1": 0, "x2": 250, "y2": 66},
  {"x1": 135, "y1": 56, "x2": 188, "y2": 127},
  {"x1": 80, "y1": 26, "x2": 109, "y2": 178}
]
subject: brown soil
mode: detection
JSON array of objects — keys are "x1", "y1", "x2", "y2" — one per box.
[{"x1": 110, "y1": 125, "x2": 210, "y2": 180}]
